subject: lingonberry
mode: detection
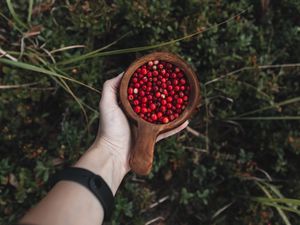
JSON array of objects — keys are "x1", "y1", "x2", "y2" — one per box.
[
  {"x1": 127, "y1": 60, "x2": 190, "y2": 124},
  {"x1": 128, "y1": 87, "x2": 133, "y2": 94},
  {"x1": 162, "y1": 117, "x2": 169, "y2": 124},
  {"x1": 151, "y1": 114, "x2": 158, "y2": 121}
]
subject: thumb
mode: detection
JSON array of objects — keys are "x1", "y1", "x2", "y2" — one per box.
[{"x1": 100, "y1": 73, "x2": 123, "y2": 105}]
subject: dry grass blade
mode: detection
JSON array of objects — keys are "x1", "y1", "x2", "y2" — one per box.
[
  {"x1": 256, "y1": 182, "x2": 292, "y2": 225},
  {"x1": 230, "y1": 116, "x2": 300, "y2": 120},
  {"x1": 0, "y1": 81, "x2": 40, "y2": 89},
  {"x1": 0, "y1": 48, "x2": 18, "y2": 61},
  {"x1": 205, "y1": 63, "x2": 300, "y2": 86},
  {"x1": 212, "y1": 202, "x2": 233, "y2": 220},
  {"x1": 0, "y1": 58, "x2": 100, "y2": 94},
  {"x1": 233, "y1": 97, "x2": 300, "y2": 118},
  {"x1": 50, "y1": 45, "x2": 86, "y2": 54}
]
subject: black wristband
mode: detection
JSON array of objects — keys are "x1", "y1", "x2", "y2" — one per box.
[{"x1": 49, "y1": 167, "x2": 114, "y2": 221}]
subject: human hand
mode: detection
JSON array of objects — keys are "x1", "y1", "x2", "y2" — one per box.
[
  {"x1": 76, "y1": 73, "x2": 189, "y2": 193},
  {"x1": 95, "y1": 73, "x2": 189, "y2": 170}
]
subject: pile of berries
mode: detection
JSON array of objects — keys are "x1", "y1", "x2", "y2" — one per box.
[{"x1": 127, "y1": 60, "x2": 190, "y2": 124}]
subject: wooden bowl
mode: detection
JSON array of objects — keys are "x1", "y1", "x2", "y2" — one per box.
[{"x1": 119, "y1": 52, "x2": 200, "y2": 175}]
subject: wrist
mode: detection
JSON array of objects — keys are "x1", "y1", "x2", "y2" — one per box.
[{"x1": 74, "y1": 142, "x2": 128, "y2": 195}]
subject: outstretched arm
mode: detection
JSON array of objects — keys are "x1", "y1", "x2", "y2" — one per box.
[{"x1": 20, "y1": 73, "x2": 188, "y2": 225}]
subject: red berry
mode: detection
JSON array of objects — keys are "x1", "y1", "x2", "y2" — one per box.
[
  {"x1": 176, "y1": 103, "x2": 182, "y2": 109},
  {"x1": 167, "y1": 85, "x2": 173, "y2": 91},
  {"x1": 161, "y1": 99, "x2": 167, "y2": 105},
  {"x1": 160, "y1": 106, "x2": 167, "y2": 112},
  {"x1": 174, "y1": 86, "x2": 180, "y2": 91},
  {"x1": 157, "y1": 112, "x2": 163, "y2": 118},
  {"x1": 142, "y1": 97, "x2": 148, "y2": 103},
  {"x1": 167, "y1": 96, "x2": 173, "y2": 102},
  {"x1": 167, "y1": 103, "x2": 172, "y2": 109},
  {"x1": 133, "y1": 100, "x2": 139, "y2": 105},
  {"x1": 141, "y1": 107, "x2": 148, "y2": 113},
  {"x1": 140, "y1": 91, "x2": 145, "y2": 96},
  {"x1": 134, "y1": 106, "x2": 141, "y2": 113},
  {"x1": 128, "y1": 95, "x2": 134, "y2": 100},
  {"x1": 162, "y1": 117, "x2": 169, "y2": 124},
  {"x1": 150, "y1": 103, "x2": 156, "y2": 111},
  {"x1": 155, "y1": 92, "x2": 161, "y2": 98},
  {"x1": 180, "y1": 78, "x2": 186, "y2": 84},
  {"x1": 153, "y1": 71, "x2": 159, "y2": 76},
  {"x1": 172, "y1": 80, "x2": 178, "y2": 85},
  {"x1": 128, "y1": 88, "x2": 133, "y2": 94},
  {"x1": 151, "y1": 114, "x2": 158, "y2": 121},
  {"x1": 183, "y1": 96, "x2": 188, "y2": 101},
  {"x1": 177, "y1": 98, "x2": 183, "y2": 104},
  {"x1": 141, "y1": 68, "x2": 147, "y2": 75}
]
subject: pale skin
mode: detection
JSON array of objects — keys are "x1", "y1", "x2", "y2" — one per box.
[{"x1": 20, "y1": 73, "x2": 189, "y2": 225}]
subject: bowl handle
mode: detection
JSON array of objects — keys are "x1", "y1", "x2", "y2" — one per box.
[{"x1": 129, "y1": 123, "x2": 161, "y2": 175}]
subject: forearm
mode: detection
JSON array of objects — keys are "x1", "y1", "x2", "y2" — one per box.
[{"x1": 20, "y1": 142, "x2": 128, "y2": 225}]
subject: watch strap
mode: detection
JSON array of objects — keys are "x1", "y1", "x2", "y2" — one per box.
[{"x1": 49, "y1": 167, "x2": 114, "y2": 221}]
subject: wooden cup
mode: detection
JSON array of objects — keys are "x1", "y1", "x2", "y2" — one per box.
[{"x1": 119, "y1": 52, "x2": 200, "y2": 175}]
